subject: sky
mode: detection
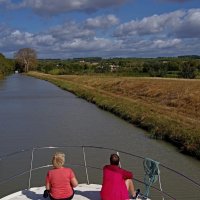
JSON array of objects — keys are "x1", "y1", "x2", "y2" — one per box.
[{"x1": 0, "y1": 0, "x2": 200, "y2": 59}]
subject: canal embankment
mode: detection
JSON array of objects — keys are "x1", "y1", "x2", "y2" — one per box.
[{"x1": 28, "y1": 71, "x2": 200, "y2": 159}]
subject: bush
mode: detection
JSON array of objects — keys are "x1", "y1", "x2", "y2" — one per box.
[
  {"x1": 48, "y1": 68, "x2": 66, "y2": 75},
  {"x1": 0, "y1": 53, "x2": 14, "y2": 76},
  {"x1": 147, "y1": 62, "x2": 168, "y2": 77},
  {"x1": 179, "y1": 61, "x2": 198, "y2": 79}
]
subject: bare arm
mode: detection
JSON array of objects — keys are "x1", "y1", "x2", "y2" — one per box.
[
  {"x1": 71, "y1": 177, "x2": 78, "y2": 188},
  {"x1": 46, "y1": 181, "x2": 50, "y2": 190}
]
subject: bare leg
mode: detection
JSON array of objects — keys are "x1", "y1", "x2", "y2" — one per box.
[{"x1": 125, "y1": 179, "x2": 136, "y2": 197}]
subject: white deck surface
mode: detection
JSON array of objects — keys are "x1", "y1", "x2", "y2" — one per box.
[{"x1": 1, "y1": 184, "x2": 101, "y2": 200}]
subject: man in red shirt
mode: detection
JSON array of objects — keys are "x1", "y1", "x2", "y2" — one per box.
[{"x1": 101, "y1": 154, "x2": 136, "y2": 200}]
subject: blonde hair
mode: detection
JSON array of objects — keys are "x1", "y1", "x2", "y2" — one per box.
[{"x1": 52, "y1": 152, "x2": 65, "y2": 168}]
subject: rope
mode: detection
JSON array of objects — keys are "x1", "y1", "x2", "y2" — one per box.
[
  {"x1": 158, "y1": 172, "x2": 165, "y2": 200},
  {"x1": 143, "y1": 158, "x2": 161, "y2": 198}
]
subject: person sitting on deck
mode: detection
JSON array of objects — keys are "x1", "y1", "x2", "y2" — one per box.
[
  {"x1": 45, "y1": 152, "x2": 78, "y2": 200},
  {"x1": 101, "y1": 153, "x2": 136, "y2": 200}
]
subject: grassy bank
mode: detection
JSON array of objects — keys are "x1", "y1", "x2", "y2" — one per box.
[{"x1": 28, "y1": 71, "x2": 200, "y2": 159}]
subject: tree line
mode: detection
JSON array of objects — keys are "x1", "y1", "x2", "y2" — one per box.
[
  {"x1": 1, "y1": 47, "x2": 200, "y2": 79},
  {"x1": 37, "y1": 56, "x2": 200, "y2": 79},
  {"x1": 0, "y1": 48, "x2": 37, "y2": 78},
  {"x1": 0, "y1": 53, "x2": 14, "y2": 78}
]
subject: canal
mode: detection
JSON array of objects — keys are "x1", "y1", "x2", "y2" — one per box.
[{"x1": 0, "y1": 74, "x2": 200, "y2": 199}]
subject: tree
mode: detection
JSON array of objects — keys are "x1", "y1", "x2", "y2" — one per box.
[
  {"x1": 0, "y1": 53, "x2": 14, "y2": 76},
  {"x1": 146, "y1": 62, "x2": 168, "y2": 77},
  {"x1": 14, "y1": 48, "x2": 37, "y2": 72},
  {"x1": 179, "y1": 61, "x2": 198, "y2": 79}
]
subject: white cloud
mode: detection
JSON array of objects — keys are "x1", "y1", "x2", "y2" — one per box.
[
  {"x1": 173, "y1": 9, "x2": 200, "y2": 38},
  {"x1": 114, "y1": 10, "x2": 185, "y2": 37},
  {"x1": 34, "y1": 35, "x2": 56, "y2": 45},
  {"x1": 50, "y1": 22, "x2": 95, "y2": 40},
  {"x1": 0, "y1": 7, "x2": 200, "y2": 58},
  {"x1": 114, "y1": 9, "x2": 200, "y2": 39},
  {"x1": 2, "y1": 0, "x2": 129, "y2": 16},
  {"x1": 85, "y1": 15, "x2": 119, "y2": 29},
  {"x1": 60, "y1": 37, "x2": 113, "y2": 51},
  {"x1": 0, "y1": 21, "x2": 116, "y2": 57},
  {"x1": 152, "y1": 38, "x2": 181, "y2": 48},
  {"x1": 0, "y1": 0, "x2": 8, "y2": 3},
  {"x1": 2, "y1": 29, "x2": 34, "y2": 46},
  {"x1": 160, "y1": 0, "x2": 192, "y2": 2}
]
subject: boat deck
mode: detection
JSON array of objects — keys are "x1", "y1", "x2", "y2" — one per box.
[{"x1": 1, "y1": 184, "x2": 101, "y2": 200}]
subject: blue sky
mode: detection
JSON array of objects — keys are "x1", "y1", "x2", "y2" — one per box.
[{"x1": 0, "y1": 0, "x2": 200, "y2": 58}]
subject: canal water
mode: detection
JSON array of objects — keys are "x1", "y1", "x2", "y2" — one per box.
[{"x1": 0, "y1": 74, "x2": 200, "y2": 199}]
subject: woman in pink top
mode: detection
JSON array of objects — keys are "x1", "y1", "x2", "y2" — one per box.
[
  {"x1": 101, "y1": 154, "x2": 136, "y2": 200},
  {"x1": 45, "y1": 152, "x2": 78, "y2": 200}
]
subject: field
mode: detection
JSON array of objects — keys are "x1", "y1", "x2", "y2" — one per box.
[{"x1": 28, "y1": 71, "x2": 200, "y2": 159}]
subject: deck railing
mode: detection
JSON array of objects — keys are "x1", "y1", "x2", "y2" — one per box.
[{"x1": 1, "y1": 145, "x2": 200, "y2": 199}]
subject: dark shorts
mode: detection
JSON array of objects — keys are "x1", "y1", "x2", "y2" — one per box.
[{"x1": 49, "y1": 190, "x2": 74, "y2": 200}]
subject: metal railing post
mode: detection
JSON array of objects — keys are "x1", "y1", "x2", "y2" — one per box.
[
  {"x1": 82, "y1": 146, "x2": 90, "y2": 184},
  {"x1": 28, "y1": 148, "x2": 35, "y2": 189},
  {"x1": 117, "y1": 151, "x2": 121, "y2": 168}
]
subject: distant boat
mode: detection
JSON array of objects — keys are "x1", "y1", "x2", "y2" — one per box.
[{"x1": 15, "y1": 70, "x2": 19, "y2": 74}]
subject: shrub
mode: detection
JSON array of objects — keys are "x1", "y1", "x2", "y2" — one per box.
[
  {"x1": 48, "y1": 68, "x2": 66, "y2": 75},
  {"x1": 179, "y1": 61, "x2": 198, "y2": 79}
]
